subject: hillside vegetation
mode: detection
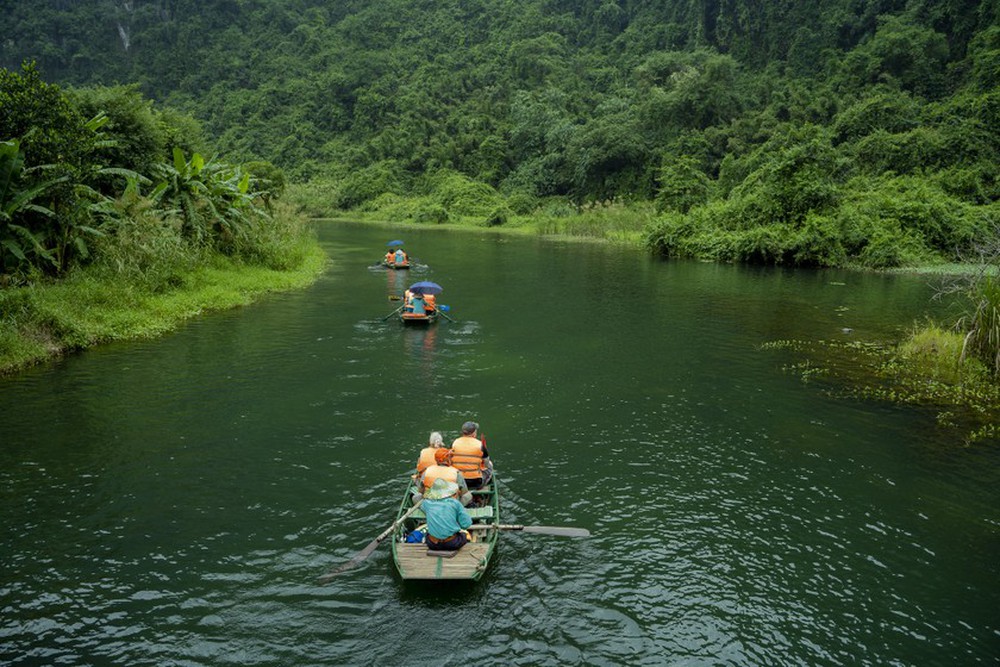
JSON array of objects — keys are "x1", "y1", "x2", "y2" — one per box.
[{"x1": 3, "y1": 0, "x2": 998, "y2": 268}]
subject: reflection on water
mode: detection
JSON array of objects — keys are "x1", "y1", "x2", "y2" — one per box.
[{"x1": 0, "y1": 223, "x2": 997, "y2": 666}]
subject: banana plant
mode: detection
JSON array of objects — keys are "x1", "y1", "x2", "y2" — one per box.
[
  {"x1": 0, "y1": 139, "x2": 66, "y2": 274},
  {"x1": 151, "y1": 148, "x2": 265, "y2": 251},
  {"x1": 151, "y1": 147, "x2": 213, "y2": 242}
]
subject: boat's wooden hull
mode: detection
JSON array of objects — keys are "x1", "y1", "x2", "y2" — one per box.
[
  {"x1": 391, "y1": 475, "x2": 499, "y2": 581},
  {"x1": 400, "y1": 311, "x2": 437, "y2": 325},
  {"x1": 384, "y1": 261, "x2": 411, "y2": 270}
]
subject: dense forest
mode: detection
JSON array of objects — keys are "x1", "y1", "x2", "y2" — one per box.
[{"x1": 3, "y1": 0, "x2": 999, "y2": 268}]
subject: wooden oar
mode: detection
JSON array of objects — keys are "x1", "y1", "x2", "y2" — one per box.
[
  {"x1": 381, "y1": 304, "x2": 405, "y2": 321},
  {"x1": 468, "y1": 524, "x2": 590, "y2": 537},
  {"x1": 435, "y1": 307, "x2": 457, "y2": 323},
  {"x1": 317, "y1": 500, "x2": 423, "y2": 582}
]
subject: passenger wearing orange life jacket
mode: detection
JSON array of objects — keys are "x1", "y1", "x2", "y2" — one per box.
[
  {"x1": 423, "y1": 293, "x2": 437, "y2": 314},
  {"x1": 414, "y1": 448, "x2": 472, "y2": 506},
  {"x1": 451, "y1": 421, "x2": 493, "y2": 490},
  {"x1": 413, "y1": 431, "x2": 445, "y2": 479},
  {"x1": 384, "y1": 250, "x2": 394, "y2": 264}
]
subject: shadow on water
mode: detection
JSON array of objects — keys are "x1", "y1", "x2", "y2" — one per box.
[{"x1": 391, "y1": 557, "x2": 499, "y2": 607}]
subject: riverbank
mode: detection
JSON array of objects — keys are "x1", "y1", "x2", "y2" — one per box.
[{"x1": 0, "y1": 238, "x2": 327, "y2": 376}]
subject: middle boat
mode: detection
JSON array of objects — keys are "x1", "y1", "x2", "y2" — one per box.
[
  {"x1": 399, "y1": 309, "x2": 437, "y2": 324},
  {"x1": 399, "y1": 281, "x2": 444, "y2": 325},
  {"x1": 391, "y1": 472, "x2": 500, "y2": 581}
]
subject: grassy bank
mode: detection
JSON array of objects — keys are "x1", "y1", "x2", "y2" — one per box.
[
  {"x1": 0, "y1": 219, "x2": 328, "y2": 374},
  {"x1": 287, "y1": 181, "x2": 654, "y2": 246}
]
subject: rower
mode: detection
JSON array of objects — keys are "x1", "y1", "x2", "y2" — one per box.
[{"x1": 421, "y1": 478, "x2": 473, "y2": 552}]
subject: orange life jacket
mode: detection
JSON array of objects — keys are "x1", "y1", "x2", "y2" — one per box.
[
  {"x1": 424, "y1": 294, "x2": 436, "y2": 313},
  {"x1": 385, "y1": 252, "x2": 394, "y2": 262},
  {"x1": 451, "y1": 436, "x2": 485, "y2": 479},
  {"x1": 415, "y1": 447, "x2": 437, "y2": 475},
  {"x1": 422, "y1": 464, "x2": 460, "y2": 492}
]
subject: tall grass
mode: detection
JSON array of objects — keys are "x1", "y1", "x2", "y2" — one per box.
[
  {"x1": 532, "y1": 200, "x2": 655, "y2": 242},
  {"x1": 960, "y1": 275, "x2": 1000, "y2": 376},
  {"x1": 0, "y1": 201, "x2": 325, "y2": 374}
]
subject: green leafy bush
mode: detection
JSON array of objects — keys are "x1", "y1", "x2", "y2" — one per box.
[{"x1": 331, "y1": 160, "x2": 405, "y2": 209}]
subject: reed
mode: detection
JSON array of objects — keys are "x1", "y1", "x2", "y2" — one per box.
[{"x1": 959, "y1": 275, "x2": 1000, "y2": 377}]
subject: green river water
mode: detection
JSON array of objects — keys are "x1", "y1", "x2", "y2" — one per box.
[{"x1": 1, "y1": 221, "x2": 998, "y2": 666}]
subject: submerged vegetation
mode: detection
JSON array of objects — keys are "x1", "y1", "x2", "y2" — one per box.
[
  {"x1": 763, "y1": 243, "x2": 1000, "y2": 444},
  {"x1": 763, "y1": 327, "x2": 999, "y2": 443}
]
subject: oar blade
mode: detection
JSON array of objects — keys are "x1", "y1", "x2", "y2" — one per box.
[
  {"x1": 471, "y1": 524, "x2": 591, "y2": 537},
  {"x1": 520, "y1": 526, "x2": 591, "y2": 537},
  {"x1": 317, "y1": 499, "x2": 422, "y2": 583},
  {"x1": 316, "y1": 541, "x2": 380, "y2": 582}
]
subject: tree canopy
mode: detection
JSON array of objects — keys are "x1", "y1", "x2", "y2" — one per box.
[{"x1": 2, "y1": 0, "x2": 999, "y2": 267}]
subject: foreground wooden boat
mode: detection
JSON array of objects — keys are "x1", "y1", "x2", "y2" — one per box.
[{"x1": 391, "y1": 474, "x2": 499, "y2": 581}]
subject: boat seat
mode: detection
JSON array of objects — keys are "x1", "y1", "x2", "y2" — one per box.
[
  {"x1": 411, "y1": 506, "x2": 493, "y2": 521},
  {"x1": 426, "y1": 549, "x2": 458, "y2": 558}
]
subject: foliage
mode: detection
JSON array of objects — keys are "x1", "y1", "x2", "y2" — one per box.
[
  {"x1": 0, "y1": 62, "x2": 89, "y2": 169},
  {"x1": 0, "y1": 232, "x2": 326, "y2": 374},
  {"x1": 655, "y1": 155, "x2": 711, "y2": 213},
  {"x1": 243, "y1": 160, "x2": 287, "y2": 210},
  {"x1": 958, "y1": 271, "x2": 1000, "y2": 376},
  {"x1": 150, "y1": 147, "x2": 265, "y2": 256},
  {"x1": 69, "y1": 84, "x2": 167, "y2": 180},
  {"x1": 1, "y1": 1, "x2": 998, "y2": 270},
  {"x1": 834, "y1": 15, "x2": 951, "y2": 99},
  {"x1": 0, "y1": 139, "x2": 66, "y2": 277}
]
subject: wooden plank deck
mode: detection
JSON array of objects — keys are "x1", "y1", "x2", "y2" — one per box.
[{"x1": 395, "y1": 542, "x2": 493, "y2": 580}]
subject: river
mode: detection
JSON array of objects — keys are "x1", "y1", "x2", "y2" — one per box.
[{"x1": 1, "y1": 222, "x2": 997, "y2": 665}]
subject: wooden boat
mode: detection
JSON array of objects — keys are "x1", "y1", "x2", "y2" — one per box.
[
  {"x1": 391, "y1": 474, "x2": 500, "y2": 581},
  {"x1": 399, "y1": 309, "x2": 437, "y2": 324}
]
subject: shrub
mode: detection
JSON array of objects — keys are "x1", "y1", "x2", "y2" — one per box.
[
  {"x1": 421, "y1": 169, "x2": 505, "y2": 218},
  {"x1": 655, "y1": 154, "x2": 711, "y2": 213},
  {"x1": 413, "y1": 201, "x2": 449, "y2": 224},
  {"x1": 484, "y1": 205, "x2": 509, "y2": 227},
  {"x1": 505, "y1": 191, "x2": 539, "y2": 215},
  {"x1": 332, "y1": 160, "x2": 405, "y2": 209}
]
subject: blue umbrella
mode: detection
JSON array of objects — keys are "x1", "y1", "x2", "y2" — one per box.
[
  {"x1": 386, "y1": 240, "x2": 405, "y2": 247},
  {"x1": 408, "y1": 281, "x2": 443, "y2": 295}
]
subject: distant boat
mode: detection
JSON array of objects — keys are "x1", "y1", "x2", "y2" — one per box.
[
  {"x1": 384, "y1": 259, "x2": 411, "y2": 270},
  {"x1": 391, "y1": 474, "x2": 500, "y2": 581}
]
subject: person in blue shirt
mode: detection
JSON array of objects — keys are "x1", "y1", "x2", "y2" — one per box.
[
  {"x1": 422, "y1": 478, "x2": 473, "y2": 551},
  {"x1": 409, "y1": 292, "x2": 426, "y2": 315}
]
